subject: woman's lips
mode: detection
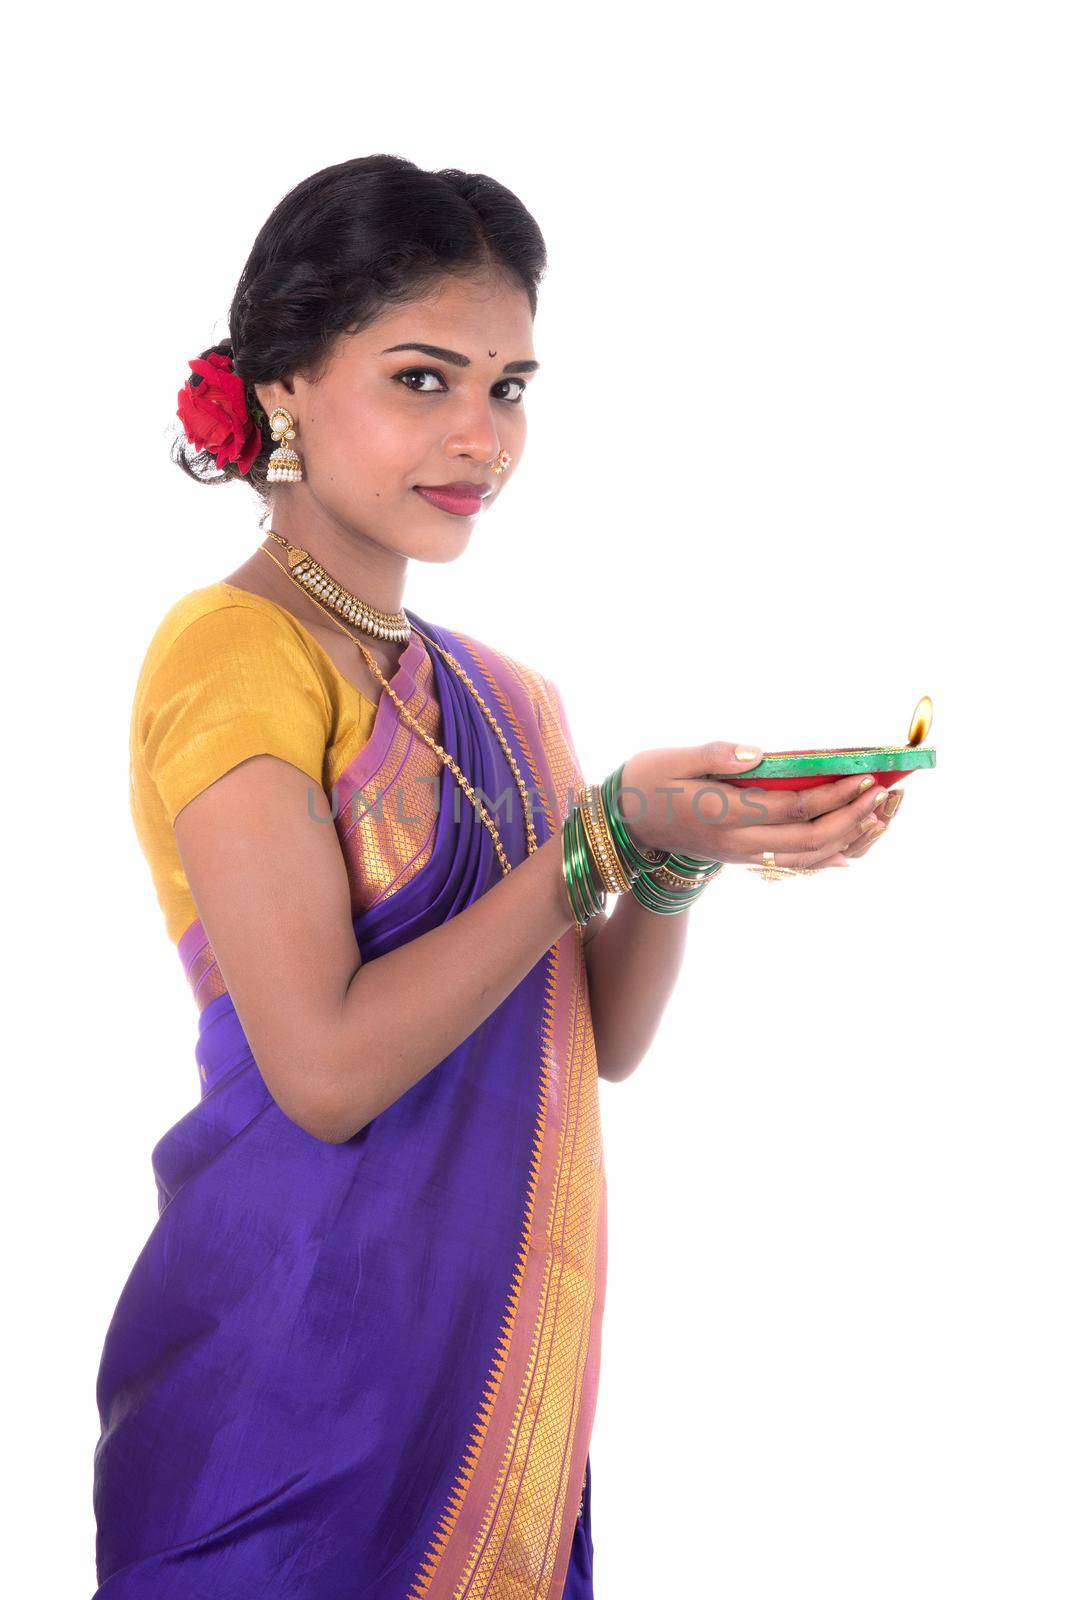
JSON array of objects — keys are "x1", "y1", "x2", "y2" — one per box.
[{"x1": 414, "y1": 485, "x2": 489, "y2": 516}]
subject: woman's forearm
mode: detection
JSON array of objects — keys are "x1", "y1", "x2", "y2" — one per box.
[
  {"x1": 584, "y1": 890, "x2": 692, "y2": 1082},
  {"x1": 320, "y1": 829, "x2": 576, "y2": 1141}
]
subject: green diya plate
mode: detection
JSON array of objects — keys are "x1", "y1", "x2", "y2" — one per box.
[{"x1": 718, "y1": 744, "x2": 936, "y2": 792}]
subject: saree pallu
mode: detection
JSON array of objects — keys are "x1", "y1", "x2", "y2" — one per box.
[{"x1": 93, "y1": 611, "x2": 606, "y2": 1599}]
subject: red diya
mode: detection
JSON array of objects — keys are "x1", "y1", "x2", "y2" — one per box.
[{"x1": 716, "y1": 696, "x2": 936, "y2": 793}]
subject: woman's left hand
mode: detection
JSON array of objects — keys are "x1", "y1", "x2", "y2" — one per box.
[{"x1": 835, "y1": 785, "x2": 904, "y2": 861}]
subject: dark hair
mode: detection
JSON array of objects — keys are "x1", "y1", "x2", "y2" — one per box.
[{"x1": 173, "y1": 154, "x2": 548, "y2": 504}]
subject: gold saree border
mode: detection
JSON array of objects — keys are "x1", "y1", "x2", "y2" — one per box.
[
  {"x1": 333, "y1": 642, "x2": 443, "y2": 917},
  {"x1": 406, "y1": 635, "x2": 606, "y2": 1600}
]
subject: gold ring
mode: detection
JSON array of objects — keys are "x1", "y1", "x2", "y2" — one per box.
[{"x1": 747, "y1": 848, "x2": 801, "y2": 882}]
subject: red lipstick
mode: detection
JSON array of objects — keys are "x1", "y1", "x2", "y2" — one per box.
[{"x1": 414, "y1": 482, "x2": 492, "y2": 516}]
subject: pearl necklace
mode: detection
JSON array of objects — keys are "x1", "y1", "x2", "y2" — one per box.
[
  {"x1": 264, "y1": 526, "x2": 411, "y2": 642},
  {"x1": 256, "y1": 533, "x2": 540, "y2": 874}
]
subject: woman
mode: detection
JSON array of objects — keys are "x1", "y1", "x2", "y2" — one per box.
[{"x1": 93, "y1": 154, "x2": 897, "y2": 1598}]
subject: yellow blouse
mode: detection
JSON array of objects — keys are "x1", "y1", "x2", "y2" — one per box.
[{"x1": 129, "y1": 582, "x2": 378, "y2": 946}]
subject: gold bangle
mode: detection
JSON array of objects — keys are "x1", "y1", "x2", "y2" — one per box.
[
  {"x1": 590, "y1": 781, "x2": 637, "y2": 893},
  {"x1": 576, "y1": 785, "x2": 615, "y2": 896},
  {"x1": 577, "y1": 784, "x2": 632, "y2": 896}
]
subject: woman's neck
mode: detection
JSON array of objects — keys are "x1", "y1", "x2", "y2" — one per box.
[{"x1": 264, "y1": 495, "x2": 409, "y2": 618}]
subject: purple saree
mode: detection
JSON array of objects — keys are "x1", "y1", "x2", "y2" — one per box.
[{"x1": 93, "y1": 610, "x2": 606, "y2": 1598}]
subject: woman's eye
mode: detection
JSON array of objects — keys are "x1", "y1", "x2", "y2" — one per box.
[
  {"x1": 394, "y1": 368, "x2": 448, "y2": 395},
  {"x1": 393, "y1": 368, "x2": 527, "y2": 404}
]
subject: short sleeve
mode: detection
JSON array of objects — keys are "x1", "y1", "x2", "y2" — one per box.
[{"x1": 136, "y1": 603, "x2": 332, "y2": 825}]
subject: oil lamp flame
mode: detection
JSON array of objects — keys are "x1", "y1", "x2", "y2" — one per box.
[{"x1": 907, "y1": 695, "x2": 933, "y2": 747}]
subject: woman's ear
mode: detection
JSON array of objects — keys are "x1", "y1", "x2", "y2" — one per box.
[{"x1": 253, "y1": 376, "x2": 298, "y2": 416}]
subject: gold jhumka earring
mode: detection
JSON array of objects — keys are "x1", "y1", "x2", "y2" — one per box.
[{"x1": 266, "y1": 407, "x2": 303, "y2": 483}]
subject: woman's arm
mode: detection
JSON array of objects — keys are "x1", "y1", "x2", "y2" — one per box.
[
  {"x1": 582, "y1": 894, "x2": 690, "y2": 1083},
  {"x1": 173, "y1": 740, "x2": 885, "y2": 1137},
  {"x1": 174, "y1": 753, "x2": 577, "y2": 1145}
]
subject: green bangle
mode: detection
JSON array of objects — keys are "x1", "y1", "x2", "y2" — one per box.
[
  {"x1": 562, "y1": 764, "x2": 727, "y2": 925},
  {"x1": 630, "y1": 853, "x2": 723, "y2": 914},
  {"x1": 599, "y1": 763, "x2": 724, "y2": 915},
  {"x1": 562, "y1": 795, "x2": 608, "y2": 926},
  {"x1": 600, "y1": 764, "x2": 670, "y2": 876}
]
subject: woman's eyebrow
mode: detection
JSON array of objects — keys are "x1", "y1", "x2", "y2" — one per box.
[{"x1": 380, "y1": 342, "x2": 539, "y2": 374}]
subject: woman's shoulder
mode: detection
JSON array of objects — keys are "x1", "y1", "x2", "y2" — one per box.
[
  {"x1": 135, "y1": 583, "x2": 326, "y2": 691},
  {"x1": 140, "y1": 581, "x2": 311, "y2": 653},
  {"x1": 130, "y1": 583, "x2": 334, "y2": 766},
  {"x1": 130, "y1": 583, "x2": 334, "y2": 824}
]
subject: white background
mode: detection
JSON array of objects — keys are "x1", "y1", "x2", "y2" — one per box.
[{"x1": 6, "y1": 4, "x2": 1065, "y2": 1595}]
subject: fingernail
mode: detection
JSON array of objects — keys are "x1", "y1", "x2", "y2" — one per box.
[
  {"x1": 860, "y1": 814, "x2": 881, "y2": 833},
  {"x1": 857, "y1": 776, "x2": 875, "y2": 791},
  {"x1": 735, "y1": 747, "x2": 761, "y2": 761},
  {"x1": 884, "y1": 790, "x2": 903, "y2": 818}
]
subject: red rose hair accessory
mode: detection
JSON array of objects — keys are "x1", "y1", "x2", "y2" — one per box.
[{"x1": 176, "y1": 349, "x2": 264, "y2": 476}]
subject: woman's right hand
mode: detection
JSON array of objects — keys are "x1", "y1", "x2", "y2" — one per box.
[{"x1": 617, "y1": 742, "x2": 891, "y2": 871}]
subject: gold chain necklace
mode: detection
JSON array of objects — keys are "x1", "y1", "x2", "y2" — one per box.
[{"x1": 256, "y1": 534, "x2": 540, "y2": 874}]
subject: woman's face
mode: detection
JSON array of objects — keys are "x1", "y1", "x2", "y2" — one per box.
[{"x1": 254, "y1": 271, "x2": 537, "y2": 563}]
